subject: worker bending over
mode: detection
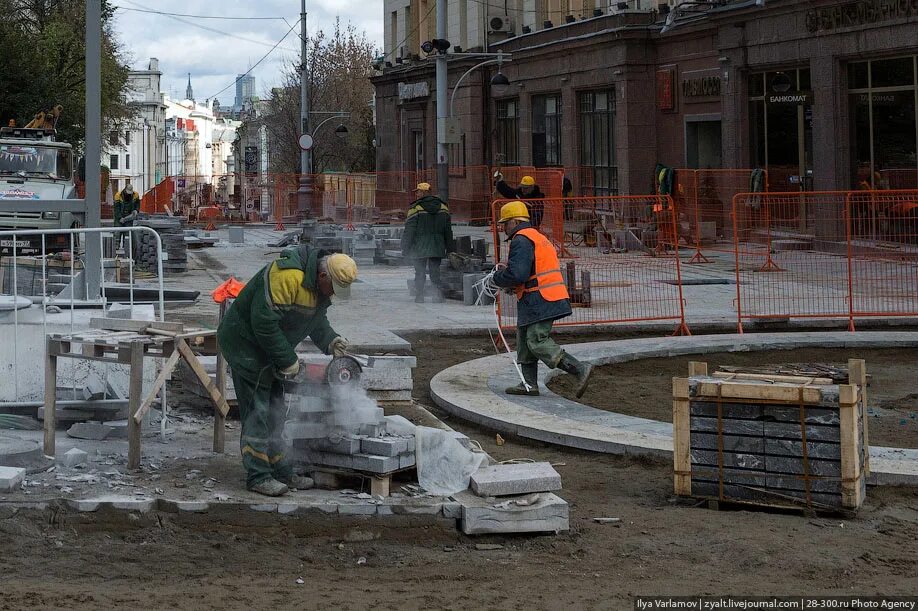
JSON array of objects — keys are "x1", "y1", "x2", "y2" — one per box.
[
  {"x1": 217, "y1": 246, "x2": 357, "y2": 496},
  {"x1": 491, "y1": 201, "x2": 593, "y2": 397}
]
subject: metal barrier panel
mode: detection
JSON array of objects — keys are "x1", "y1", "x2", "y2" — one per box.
[
  {"x1": 732, "y1": 192, "x2": 851, "y2": 332},
  {"x1": 0, "y1": 226, "x2": 165, "y2": 403},
  {"x1": 675, "y1": 169, "x2": 769, "y2": 264},
  {"x1": 847, "y1": 190, "x2": 918, "y2": 323},
  {"x1": 490, "y1": 196, "x2": 689, "y2": 334}
]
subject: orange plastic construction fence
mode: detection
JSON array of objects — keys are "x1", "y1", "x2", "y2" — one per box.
[
  {"x1": 731, "y1": 189, "x2": 918, "y2": 332},
  {"x1": 491, "y1": 196, "x2": 689, "y2": 335}
]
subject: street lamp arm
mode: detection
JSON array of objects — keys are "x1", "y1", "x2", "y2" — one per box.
[
  {"x1": 310, "y1": 113, "x2": 350, "y2": 135},
  {"x1": 449, "y1": 57, "x2": 512, "y2": 117}
]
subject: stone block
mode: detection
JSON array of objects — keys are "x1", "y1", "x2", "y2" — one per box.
[
  {"x1": 316, "y1": 435, "x2": 363, "y2": 455},
  {"x1": 398, "y1": 452, "x2": 416, "y2": 469},
  {"x1": 351, "y1": 453, "x2": 400, "y2": 473},
  {"x1": 369, "y1": 390, "x2": 412, "y2": 402},
  {"x1": 67, "y1": 422, "x2": 114, "y2": 441},
  {"x1": 286, "y1": 396, "x2": 333, "y2": 415},
  {"x1": 338, "y1": 503, "x2": 377, "y2": 515},
  {"x1": 405, "y1": 436, "x2": 416, "y2": 453},
  {"x1": 384, "y1": 415, "x2": 417, "y2": 435},
  {"x1": 358, "y1": 424, "x2": 384, "y2": 437},
  {"x1": 228, "y1": 226, "x2": 245, "y2": 244},
  {"x1": 454, "y1": 490, "x2": 569, "y2": 535},
  {"x1": 66, "y1": 499, "x2": 100, "y2": 512},
  {"x1": 58, "y1": 447, "x2": 89, "y2": 468},
  {"x1": 283, "y1": 421, "x2": 328, "y2": 440},
  {"x1": 361, "y1": 437, "x2": 408, "y2": 457},
  {"x1": 103, "y1": 420, "x2": 128, "y2": 439},
  {"x1": 442, "y1": 502, "x2": 462, "y2": 520},
  {"x1": 0, "y1": 466, "x2": 25, "y2": 491},
  {"x1": 470, "y1": 462, "x2": 562, "y2": 497}
]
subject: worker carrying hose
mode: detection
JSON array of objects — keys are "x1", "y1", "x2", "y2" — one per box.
[
  {"x1": 217, "y1": 246, "x2": 357, "y2": 497},
  {"x1": 491, "y1": 201, "x2": 593, "y2": 398}
]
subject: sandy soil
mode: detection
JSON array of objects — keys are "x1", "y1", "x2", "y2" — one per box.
[
  {"x1": 548, "y1": 347, "x2": 918, "y2": 448},
  {"x1": 1, "y1": 332, "x2": 916, "y2": 610}
]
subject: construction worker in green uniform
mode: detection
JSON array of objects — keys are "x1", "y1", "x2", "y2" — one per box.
[
  {"x1": 113, "y1": 184, "x2": 140, "y2": 227},
  {"x1": 217, "y1": 246, "x2": 357, "y2": 496},
  {"x1": 401, "y1": 182, "x2": 453, "y2": 303}
]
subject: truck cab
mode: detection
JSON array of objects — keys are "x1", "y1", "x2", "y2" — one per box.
[{"x1": 0, "y1": 126, "x2": 79, "y2": 253}]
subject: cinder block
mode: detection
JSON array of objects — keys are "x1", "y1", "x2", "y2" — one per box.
[
  {"x1": 314, "y1": 452, "x2": 355, "y2": 470},
  {"x1": 470, "y1": 462, "x2": 562, "y2": 497},
  {"x1": 67, "y1": 422, "x2": 113, "y2": 441},
  {"x1": 350, "y1": 453, "x2": 400, "y2": 473},
  {"x1": 58, "y1": 447, "x2": 89, "y2": 468},
  {"x1": 398, "y1": 452, "x2": 416, "y2": 469},
  {"x1": 361, "y1": 437, "x2": 408, "y2": 457},
  {"x1": 300, "y1": 435, "x2": 362, "y2": 455},
  {"x1": 454, "y1": 490, "x2": 569, "y2": 535},
  {"x1": 0, "y1": 466, "x2": 26, "y2": 491}
]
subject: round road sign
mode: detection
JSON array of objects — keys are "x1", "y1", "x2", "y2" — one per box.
[{"x1": 298, "y1": 134, "x2": 314, "y2": 150}]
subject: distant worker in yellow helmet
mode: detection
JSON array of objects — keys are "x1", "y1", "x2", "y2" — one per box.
[
  {"x1": 494, "y1": 172, "x2": 546, "y2": 228},
  {"x1": 490, "y1": 201, "x2": 593, "y2": 398},
  {"x1": 217, "y1": 247, "x2": 358, "y2": 496},
  {"x1": 402, "y1": 182, "x2": 453, "y2": 303}
]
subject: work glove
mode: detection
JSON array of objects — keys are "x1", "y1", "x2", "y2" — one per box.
[
  {"x1": 276, "y1": 360, "x2": 301, "y2": 381},
  {"x1": 329, "y1": 336, "x2": 349, "y2": 358}
]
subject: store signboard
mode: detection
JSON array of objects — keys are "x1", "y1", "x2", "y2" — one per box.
[
  {"x1": 806, "y1": 0, "x2": 918, "y2": 32},
  {"x1": 656, "y1": 68, "x2": 676, "y2": 111},
  {"x1": 767, "y1": 92, "x2": 812, "y2": 105}
]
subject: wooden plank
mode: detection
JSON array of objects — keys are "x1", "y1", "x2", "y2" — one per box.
[
  {"x1": 691, "y1": 401, "x2": 762, "y2": 420},
  {"x1": 764, "y1": 455, "x2": 841, "y2": 477},
  {"x1": 691, "y1": 467, "x2": 766, "y2": 487},
  {"x1": 691, "y1": 432, "x2": 764, "y2": 454},
  {"x1": 214, "y1": 341, "x2": 227, "y2": 454},
  {"x1": 370, "y1": 475, "x2": 391, "y2": 497},
  {"x1": 90, "y1": 318, "x2": 184, "y2": 333},
  {"x1": 691, "y1": 449, "x2": 765, "y2": 470},
  {"x1": 763, "y1": 406, "x2": 839, "y2": 425},
  {"x1": 838, "y1": 387, "x2": 863, "y2": 509},
  {"x1": 690, "y1": 416, "x2": 763, "y2": 436},
  {"x1": 43, "y1": 338, "x2": 57, "y2": 457},
  {"x1": 763, "y1": 422, "x2": 841, "y2": 442},
  {"x1": 127, "y1": 341, "x2": 145, "y2": 470},
  {"x1": 712, "y1": 371, "x2": 834, "y2": 385},
  {"x1": 763, "y1": 438, "x2": 842, "y2": 460},
  {"x1": 696, "y1": 381, "x2": 823, "y2": 404},
  {"x1": 673, "y1": 377, "x2": 691, "y2": 496},
  {"x1": 176, "y1": 338, "x2": 230, "y2": 418},
  {"x1": 848, "y1": 359, "x2": 869, "y2": 475},
  {"x1": 133, "y1": 350, "x2": 181, "y2": 424},
  {"x1": 691, "y1": 481, "x2": 843, "y2": 509},
  {"x1": 149, "y1": 321, "x2": 186, "y2": 333}
]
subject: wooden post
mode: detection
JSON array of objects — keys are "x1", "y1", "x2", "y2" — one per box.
[
  {"x1": 214, "y1": 344, "x2": 227, "y2": 454},
  {"x1": 43, "y1": 337, "x2": 58, "y2": 457},
  {"x1": 127, "y1": 341, "x2": 145, "y2": 470},
  {"x1": 838, "y1": 384, "x2": 863, "y2": 509},
  {"x1": 672, "y1": 377, "x2": 691, "y2": 496},
  {"x1": 848, "y1": 358, "x2": 869, "y2": 474}
]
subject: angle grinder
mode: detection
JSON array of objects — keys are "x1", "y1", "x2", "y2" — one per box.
[{"x1": 279, "y1": 355, "x2": 364, "y2": 393}]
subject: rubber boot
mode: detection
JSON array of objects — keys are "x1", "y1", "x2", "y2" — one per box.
[
  {"x1": 249, "y1": 478, "x2": 289, "y2": 497},
  {"x1": 277, "y1": 474, "x2": 314, "y2": 490},
  {"x1": 558, "y1": 352, "x2": 593, "y2": 399},
  {"x1": 505, "y1": 363, "x2": 539, "y2": 396}
]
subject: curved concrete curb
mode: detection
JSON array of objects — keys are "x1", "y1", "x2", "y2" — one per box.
[{"x1": 430, "y1": 332, "x2": 918, "y2": 486}]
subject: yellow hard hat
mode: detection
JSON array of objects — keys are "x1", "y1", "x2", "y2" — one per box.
[
  {"x1": 498, "y1": 200, "x2": 530, "y2": 223},
  {"x1": 520, "y1": 175, "x2": 535, "y2": 187},
  {"x1": 325, "y1": 253, "x2": 358, "y2": 292},
  {"x1": 416, "y1": 182, "x2": 431, "y2": 192}
]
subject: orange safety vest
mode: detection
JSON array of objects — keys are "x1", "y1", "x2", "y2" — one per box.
[{"x1": 513, "y1": 228, "x2": 570, "y2": 302}]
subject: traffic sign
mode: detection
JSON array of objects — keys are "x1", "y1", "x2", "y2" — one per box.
[{"x1": 298, "y1": 134, "x2": 314, "y2": 150}]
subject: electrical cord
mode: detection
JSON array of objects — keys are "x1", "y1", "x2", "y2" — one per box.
[{"x1": 473, "y1": 268, "x2": 531, "y2": 392}]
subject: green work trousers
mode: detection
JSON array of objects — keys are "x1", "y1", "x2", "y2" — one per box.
[
  {"x1": 231, "y1": 367, "x2": 293, "y2": 488},
  {"x1": 516, "y1": 319, "x2": 563, "y2": 368}
]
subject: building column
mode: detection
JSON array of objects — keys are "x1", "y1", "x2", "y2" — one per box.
[{"x1": 811, "y1": 55, "x2": 846, "y2": 192}]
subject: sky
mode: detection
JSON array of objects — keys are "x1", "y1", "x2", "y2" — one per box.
[{"x1": 110, "y1": 0, "x2": 384, "y2": 106}]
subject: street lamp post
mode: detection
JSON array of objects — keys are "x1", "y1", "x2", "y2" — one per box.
[{"x1": 297, "y1": 0, "x2": 313, "y2": 216}]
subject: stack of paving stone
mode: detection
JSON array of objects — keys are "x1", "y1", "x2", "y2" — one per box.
[
  {"x1": 406, "y1": 236, "x2": 493, "y2": 302},
  {"x1": 135, "y1": 216, "x2": 187, "y2": 275},
  {"x1": 349, "y1": 229, "x2": 377, "y2": 266},
  {"x1": 285, "y1": 392, "x2": 417, "y2": 475},
  {"x1": 374, "y1": 227, "x2": 406, "y2": 265}
]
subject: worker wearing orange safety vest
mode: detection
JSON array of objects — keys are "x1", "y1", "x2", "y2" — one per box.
[{"x1": 490, "y1": 201, "x2": 593, "y2": 398}]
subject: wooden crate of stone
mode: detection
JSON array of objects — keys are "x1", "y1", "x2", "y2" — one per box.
[{"x1": 672, "y1": 360, "x2": 869, "y2": 512}]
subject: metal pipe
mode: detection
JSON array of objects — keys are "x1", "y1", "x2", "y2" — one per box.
[{"x1": 435, "y1": 0, "x2": 449, "y2": 203}]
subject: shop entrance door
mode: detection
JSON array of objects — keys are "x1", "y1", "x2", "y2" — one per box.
[{"x1": 685, "y1": 117, "x2": 722, "y2": 168}]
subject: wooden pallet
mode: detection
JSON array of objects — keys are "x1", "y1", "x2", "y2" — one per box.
[
  {"x1": 673, "y1": 360, "x2": 868, "y2": 513},
  {"x1": 307, "y1": 465, "x2": 416, "y2": 497}
]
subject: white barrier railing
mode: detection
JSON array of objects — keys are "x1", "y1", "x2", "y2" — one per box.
[{"x1": 0, "y1": 226, "x2": 165, "y2": 403}]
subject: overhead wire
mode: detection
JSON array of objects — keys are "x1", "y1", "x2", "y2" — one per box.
[
  {"x1": 113, "y1": 6, "x2": 288, "y2": 20},
  {"x1": 382, "y1": 0, "x2": 437, "y2": 61}
]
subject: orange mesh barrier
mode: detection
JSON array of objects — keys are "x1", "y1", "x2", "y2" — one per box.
[
  {"x1": 491, "y1": 196, "x2": 689, "y2": 335},
  {"x1": 140, "y1": 177, "x2": 174, "y2": 215}
]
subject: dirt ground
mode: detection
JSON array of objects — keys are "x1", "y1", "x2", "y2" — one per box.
[
  {"x1": 1, "y1": 332, "x2": 917, "y2": 610},
  {"x1": 549, "y1": 347, "x2": 918, "y2": 448}
]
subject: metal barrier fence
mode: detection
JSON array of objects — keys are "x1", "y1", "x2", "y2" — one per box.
[
  {"x1": 732, "y1": 190, "x2": 918, "y2": 332},
  {"x1": 490, "y1": 196, "x2": 690, "y2": 335},
  {"x1": 674, "y1": 169, "x2": 768, "y2": 264},
  {"x1": 0, "y1": 226, "x2": 165, "y2": 405}
]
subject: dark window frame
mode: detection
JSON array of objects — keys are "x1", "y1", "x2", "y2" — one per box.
[
  {"x1": 532, "y1": 93, "x2": 562, "y2": 168},
  {"x1": 578, "y1": 89, "x2": 618, "y2": 196},
  {"x1": 496, "y1": 99, "x2": 520, "y2": 166}
]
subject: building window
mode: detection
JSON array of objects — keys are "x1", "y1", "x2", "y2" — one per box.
[
  {"x1": 748, "y1": 68, "x2": 814, "y2": 192},
  {"x1": 848, "y1": 55, "x2": 918, "y2": 190},
  {"x1": 109, "y1": 131, "x2": 118, "y2": 146},
  {"x1": 449, "y1": 135, "x2": 466, "y2": 177},
  {"x1": 578, "y1": 89, "x2": 618, "y2": 195},
  {"x1": 532, "y1": 93, "x2": 562, "y2": 167},
  {"x1": 124, "y1": 131, "x2": 131, "y2": 145},
  {"x1": 496, "y1": 99, "x2": 519, "y2": 165},
  {"x1": 109, "y1": 154, "x2": 119, "y2": 170},
  {"x1": 125, "y1": 154, "x2": 131, "y2": 170}
]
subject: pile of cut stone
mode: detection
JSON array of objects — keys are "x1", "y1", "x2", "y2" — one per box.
[
  {"x1": 284, "y1": 388, "x2": 415, "y2": 475},
  {"x1": 135, "y1": 216, "x2": 187, "y2": 275}
]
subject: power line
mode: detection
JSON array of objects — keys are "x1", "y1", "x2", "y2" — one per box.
[
  {"x1": 383, "y1": 1, "x2": 437, "y2": 61},
  {"x1": 204, "y1": 18, "x2": 302, "y2": 102},
  {"x1": 113, "y1": 6, "x2": 287, "y2": 20}
]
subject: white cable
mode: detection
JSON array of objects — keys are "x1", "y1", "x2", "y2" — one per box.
[{"x1": 473, "y1": 268, "x2": 532, "y2": 392}]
